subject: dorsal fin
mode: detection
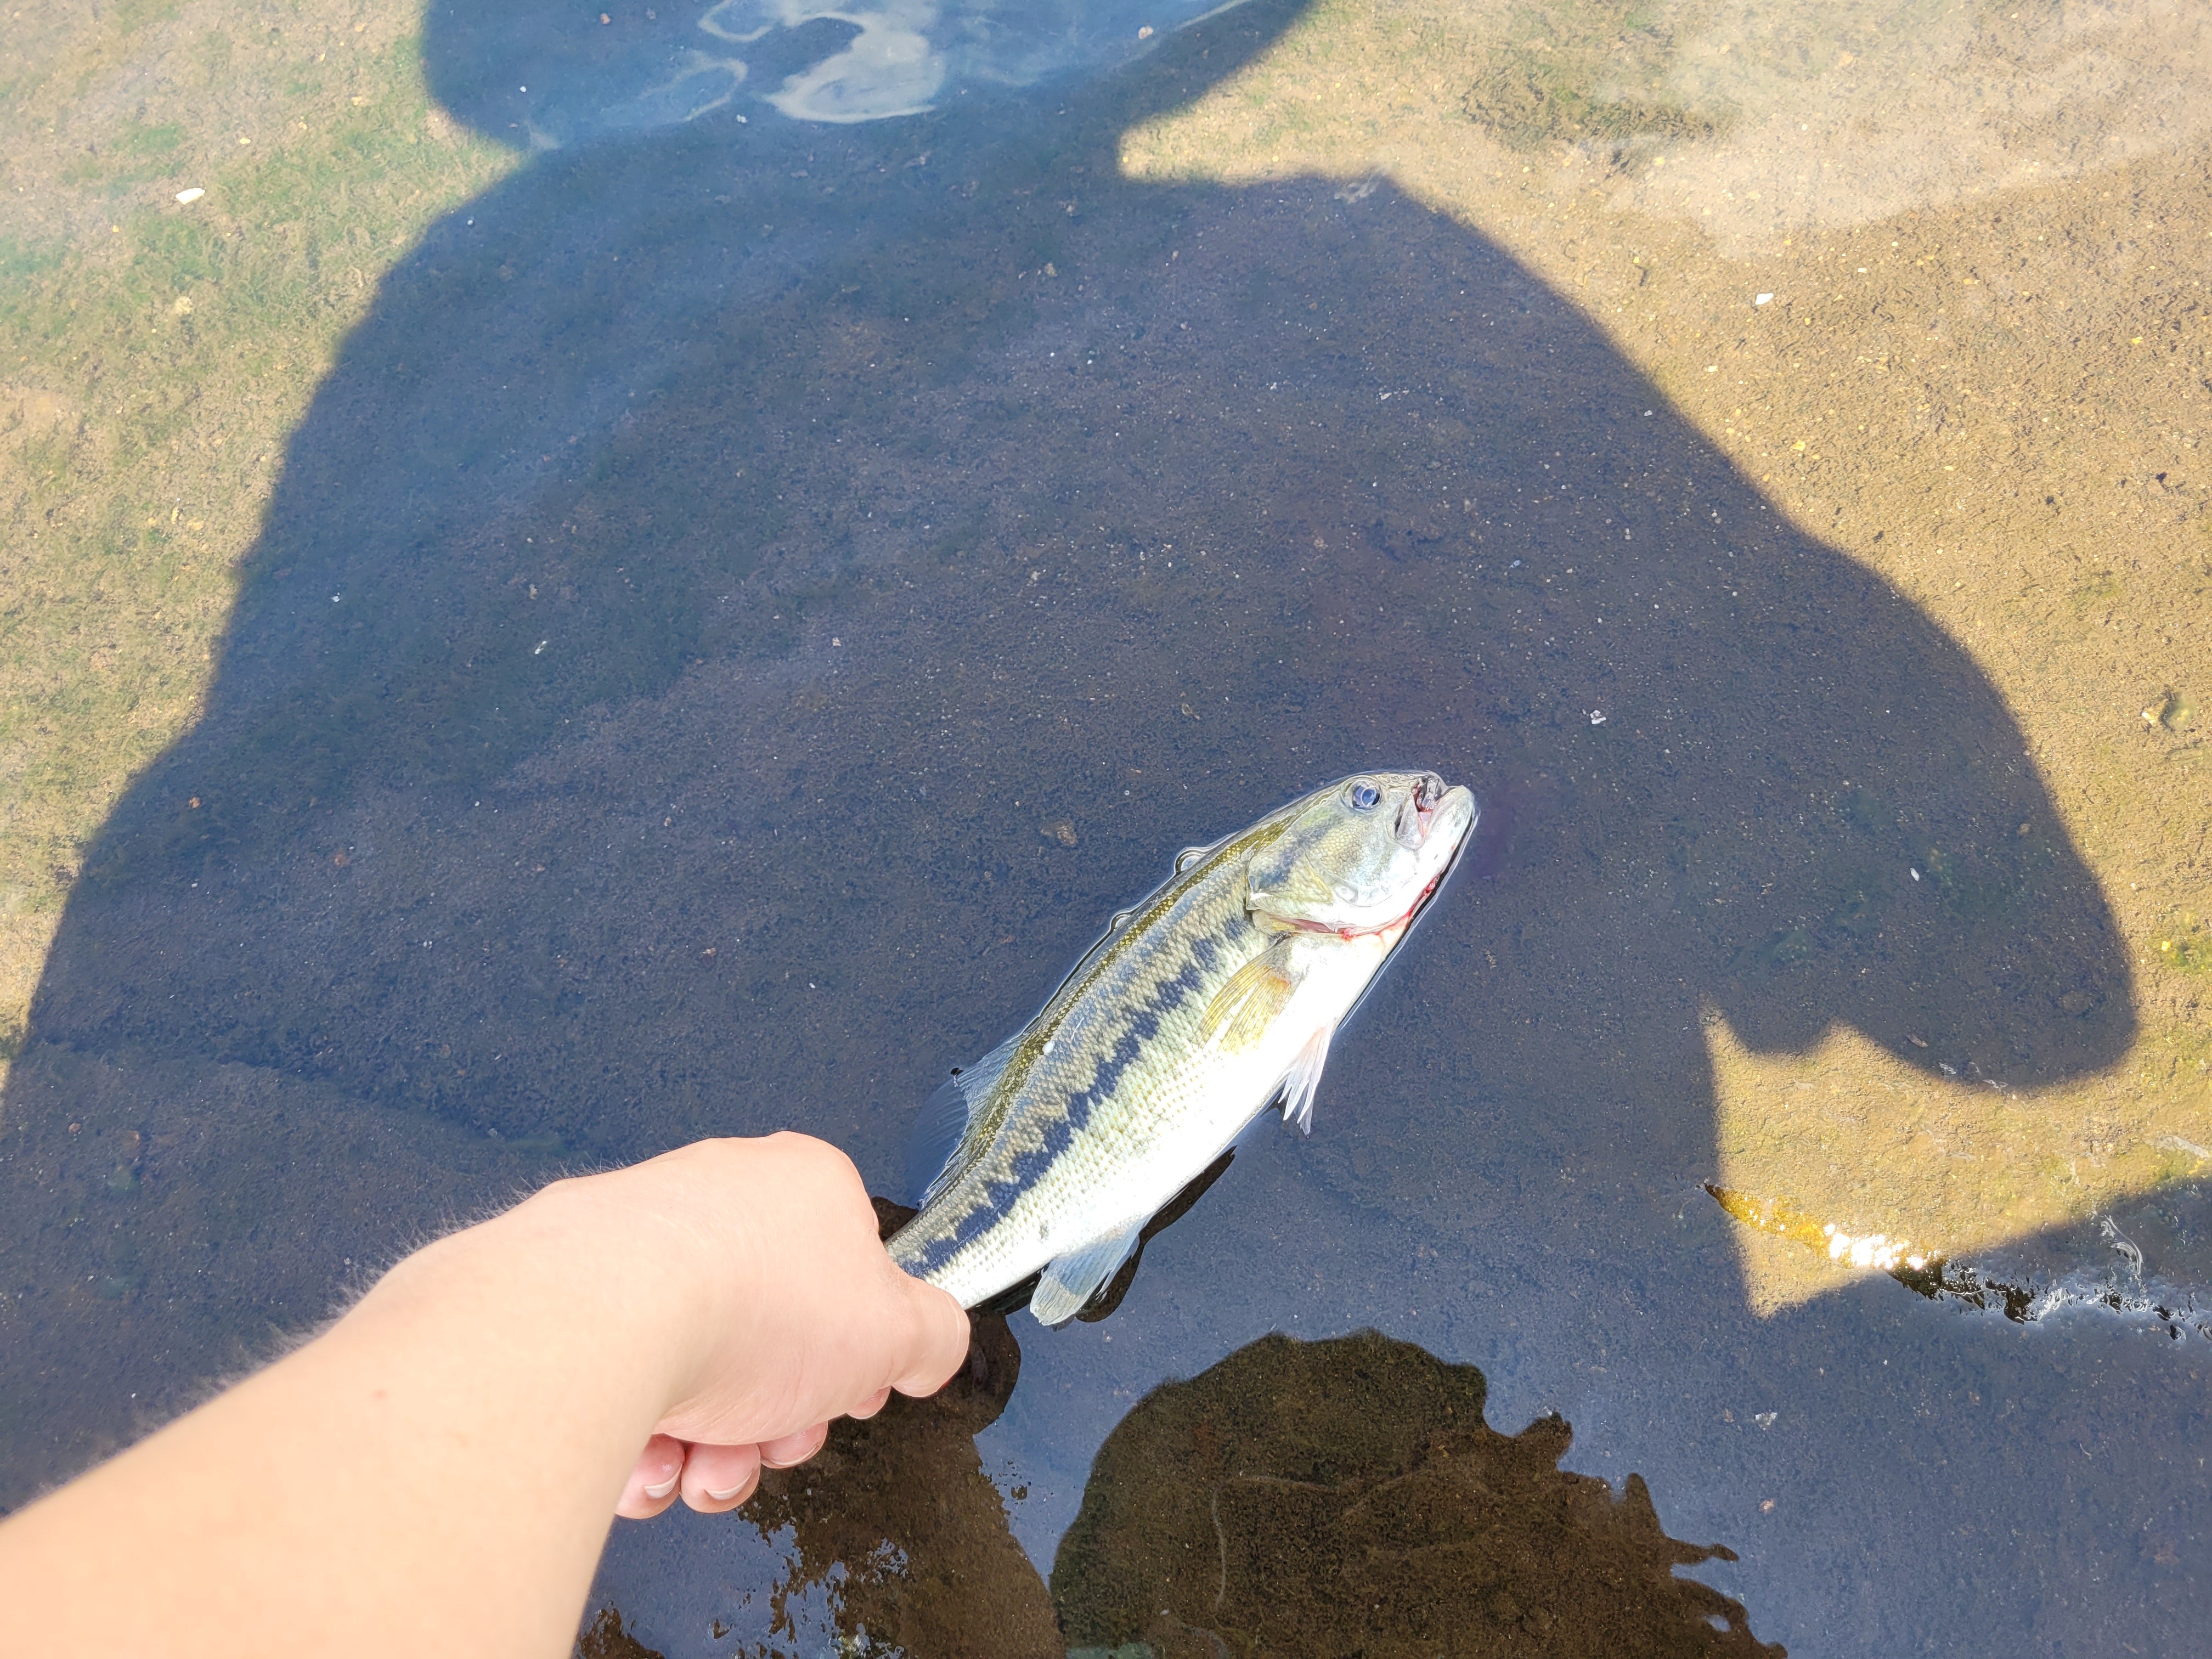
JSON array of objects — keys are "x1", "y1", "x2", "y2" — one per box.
[{"x1": 905, "y1": 1032, "x2": 1023, "y2": 1205}]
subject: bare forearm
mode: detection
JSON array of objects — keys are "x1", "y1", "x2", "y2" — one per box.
[
  {"x1": 0, "y1": 1186, "x2": 696, "y2": 1658},
  {"x1": 0, "y1": 1135, "x2": 968, "y2": 1658}
]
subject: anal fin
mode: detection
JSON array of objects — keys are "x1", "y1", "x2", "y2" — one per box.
[
  {"x1": 1077, "y1": 1147, "x2": 1238, "y2": 1324},
  {"x1": 1028, "y1": 1223, "x2": 1145, "y2": 1328}
]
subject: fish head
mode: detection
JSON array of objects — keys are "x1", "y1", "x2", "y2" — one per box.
[{"x1": 1245, "y1": 770, "x2": 1478, "y2": 939}]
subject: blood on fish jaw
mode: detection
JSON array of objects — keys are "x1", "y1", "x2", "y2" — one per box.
[{"x1": 1274, "y1": 868, "x2": 1447, "y2": 941}]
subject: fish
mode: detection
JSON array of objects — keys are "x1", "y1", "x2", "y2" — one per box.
[{"x1": 886, "y1": 769, "x2": 1479, "y2": 1326}]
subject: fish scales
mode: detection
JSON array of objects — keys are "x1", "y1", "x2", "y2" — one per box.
[
  {"x1": 892, "y1": 812, "x2": 1291, "y2": 1301},
  {"x1": 887, "y1": 770, "x2": 1477, "y2": 1324}
]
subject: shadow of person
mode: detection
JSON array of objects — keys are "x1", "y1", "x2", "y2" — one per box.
[{"x1": 0, "y1": 0, "x2": 2140, "y2": 1624}]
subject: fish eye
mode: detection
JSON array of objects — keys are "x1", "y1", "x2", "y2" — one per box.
[{"x1": 1348, "y1": 781, "x2": 1381, "y2": 810}]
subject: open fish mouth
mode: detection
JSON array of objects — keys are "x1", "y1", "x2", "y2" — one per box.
[
  {"x1": 1394, "y1": 770, "x2": 1455, "y2": 849},
  {"x1": 1324, "y1": 803, "x2": 1476, "y2": 1040},
  {"x1": 1385, "y1": 804, "x2": 1480, "y2": 941}
]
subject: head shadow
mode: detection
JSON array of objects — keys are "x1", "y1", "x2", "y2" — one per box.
[{"x1": 0, "y1": 0, "x2": 2135, "y2": 1509}]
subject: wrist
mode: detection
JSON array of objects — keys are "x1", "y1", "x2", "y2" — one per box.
[{"x1": 366, "y1": 1172, "x2": 725, "y2": 1423}]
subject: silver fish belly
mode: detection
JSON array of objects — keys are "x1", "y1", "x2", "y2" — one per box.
[{"x1": 887, "y1": 770, "x2": 1476, "y2": 1327}]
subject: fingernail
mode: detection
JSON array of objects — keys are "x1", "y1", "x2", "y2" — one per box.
[
  {"x1": 706, "y1": 1484, "x2": 746, "y2": 1502},
  {"x1": 644, "y1": 1475, "x2": 679, "y2": 1499}
]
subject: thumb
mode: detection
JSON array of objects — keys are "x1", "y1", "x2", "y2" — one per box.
[{"x1": 888, "y1": 1272, "x2": 972, "y2": 1398}]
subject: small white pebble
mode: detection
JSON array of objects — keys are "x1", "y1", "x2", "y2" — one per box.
[
  {"x1": 1754, "y1": 293, "x2": 1774, "y2": 305},
  {"x1": 174, "y1": 187, "x2": 205, "y2": 205}
]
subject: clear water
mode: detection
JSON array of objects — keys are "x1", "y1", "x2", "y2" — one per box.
[{"x1": 5, "y1": 2, "x2": 2207, "y2": 1654}]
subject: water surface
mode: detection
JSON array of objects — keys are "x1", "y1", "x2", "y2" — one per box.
[{"x1": 3, "y1": 2, "x2": 2207, "y2": 1654}]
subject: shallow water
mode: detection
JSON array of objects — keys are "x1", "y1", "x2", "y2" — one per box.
[{"x1": 3, "y1": 1, "x2": 2208, "y2": 1654}]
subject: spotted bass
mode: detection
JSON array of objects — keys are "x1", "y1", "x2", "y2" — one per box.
[{"x1": 887, "y1": 770, "x2": 1478, "y2": 1325}]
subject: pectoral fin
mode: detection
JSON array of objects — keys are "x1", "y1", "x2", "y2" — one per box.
[
  {"x1": 1278, "y1": 1022, "x2": 1336, "y2": 1134},
  {"x1": 1199, "y1": 944, "x2": 1299, "y2": 1053},
  {"x1": 1028, "y1": 1223, "x2": 1146, "y2": 1328}
]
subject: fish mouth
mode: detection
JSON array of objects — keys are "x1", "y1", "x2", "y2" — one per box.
[
  {"x1": 1393, "y1": 770, "x2": 1453, "y2": 850},
  {"x1": 1383, "y1": 792, "x2": 1480, "y2": 938},
  {"x1": 1308, "y1": 793, "x2": 1478, "y2": 1036},
  {"x1": 1282, "y1": 792, "x2": 1479, "y2": 942}
]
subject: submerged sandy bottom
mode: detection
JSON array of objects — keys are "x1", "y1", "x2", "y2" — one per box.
[{"x1": 1, "y1": 2, "x2": 2207, "y2": 1654}]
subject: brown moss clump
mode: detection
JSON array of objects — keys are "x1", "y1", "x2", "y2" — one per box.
[{"x1": 1053, "y1": 1330, "x2": 1781, "y2": 1659}]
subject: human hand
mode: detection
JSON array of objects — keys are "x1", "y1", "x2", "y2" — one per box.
[{"x1": 512, "y1": 1133, "x2": 969, "y2": 1520}]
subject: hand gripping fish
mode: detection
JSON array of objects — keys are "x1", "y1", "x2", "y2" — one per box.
[{"x1": 887, "y1": 770, "x2": 1478, "y2": 1325}]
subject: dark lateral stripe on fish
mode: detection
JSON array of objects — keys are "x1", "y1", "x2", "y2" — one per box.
[
  {"x1": 1026, "y1": 815, "x2": 1288, "y2": 1027},
  {"x1": 890, "y1": 770, "x2": 1478, "y2": 1321},
  {"x1": 901, "y1": 918, "x2": 1233, "y2": 1277}
]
